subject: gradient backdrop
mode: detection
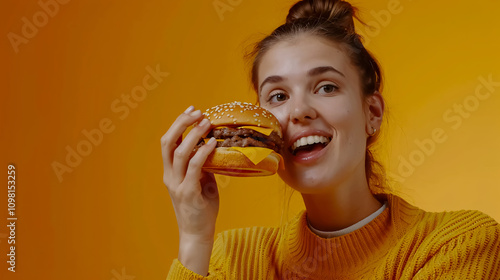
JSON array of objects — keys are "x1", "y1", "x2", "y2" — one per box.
[{"x1": 1, "y1": 0, "x2": 500, "y2": 279}]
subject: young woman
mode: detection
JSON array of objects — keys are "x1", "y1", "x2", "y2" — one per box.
[{"x1": 161, "y1": 0, "x2": 500, "y2": 279}]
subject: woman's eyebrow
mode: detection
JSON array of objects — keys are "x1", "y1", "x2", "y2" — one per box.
[
  {"x1": 308, "y1": 66, "x2": 345, "y2": 77},
  {"x1": 259, "y1": 75, "x2": 285, "y2": 93},
  {"x1": 259, "y1": 66, "x2": 344, "y2": 93}
]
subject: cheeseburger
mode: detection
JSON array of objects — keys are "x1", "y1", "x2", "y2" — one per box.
[{"x1": 195, "y1": 101, "x2": 283, "y2": 177}]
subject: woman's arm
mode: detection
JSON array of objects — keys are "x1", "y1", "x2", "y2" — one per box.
[
  {"x1": 167, "y1": 232, "x2": 227, "y2": 280},
  {"x1": 161, "y1": 106, "x2": 220, "y2": 276}
]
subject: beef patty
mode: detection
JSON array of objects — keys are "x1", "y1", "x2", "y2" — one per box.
[{"x1": 195, "y1": 127, "x2": 283, "y2": 153}]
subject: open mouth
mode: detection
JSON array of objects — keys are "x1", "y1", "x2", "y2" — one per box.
[{"x1": 289, "y1": 135, "x2": 332, "y2": 156}]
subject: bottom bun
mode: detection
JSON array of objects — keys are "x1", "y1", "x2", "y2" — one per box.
[{"x1": 202, "y1": 147, "x2": 280, "y2": 177}]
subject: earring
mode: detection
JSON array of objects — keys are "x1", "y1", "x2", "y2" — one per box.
[{"x1": 368, "y1": 127, "x2": 377, "y2": 137}]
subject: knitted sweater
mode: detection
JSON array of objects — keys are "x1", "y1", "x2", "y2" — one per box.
[{"x1": 167, "y1": 194, "x2": 500, "y2": 279}]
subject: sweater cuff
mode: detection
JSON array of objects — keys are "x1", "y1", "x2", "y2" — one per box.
[{"x1": 166, "y1": 259, "x2": 208, "y2": 280}]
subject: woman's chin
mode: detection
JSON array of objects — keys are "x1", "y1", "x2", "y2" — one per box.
[{"x1": 279, "y1": 168, "x2": 339, "y2": 194}]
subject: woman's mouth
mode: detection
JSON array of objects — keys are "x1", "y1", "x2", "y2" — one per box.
[{"x1": 288, "y1": 135, "x2": 332, "y2": 163}]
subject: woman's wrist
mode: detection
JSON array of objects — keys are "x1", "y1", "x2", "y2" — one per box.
[{"x1": 178, "y1": 233, "x2": 215, "y2": 276}]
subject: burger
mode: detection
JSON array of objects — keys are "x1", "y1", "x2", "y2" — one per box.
[{"x1": 194, "y1": 101, "x2": 284, "y2": 177}]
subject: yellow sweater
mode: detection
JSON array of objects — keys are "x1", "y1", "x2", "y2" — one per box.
[{"x1": 167, "y1": 194, "x2": 500, "y2": 279}]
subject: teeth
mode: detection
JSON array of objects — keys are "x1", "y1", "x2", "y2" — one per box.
[
  {"x1": 291, "y1": 135, "x2": 331, "y2": 151},
  {"x1": 300, "y1": 137, "x2": 308, "y2": 146},
  {"x1": 307, "y1": 135, "x2": 316, "y2": 145}
]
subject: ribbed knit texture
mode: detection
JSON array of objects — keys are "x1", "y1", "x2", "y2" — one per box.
[{"x1": 167, "y1": 194, "x2": 500, "y2": 279}]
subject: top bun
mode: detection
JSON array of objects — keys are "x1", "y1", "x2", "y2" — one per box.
[{"x1": 203, "y1": 101, "x2": 282, "y2": 138}]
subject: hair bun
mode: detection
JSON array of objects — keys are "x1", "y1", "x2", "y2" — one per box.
[{"x1": 286, "y1": 0, "x2": 356, "y2": 33}]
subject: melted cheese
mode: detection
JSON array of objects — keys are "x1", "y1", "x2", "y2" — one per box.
[
  {"x1": 236, "y1": 126, "x2": 273, "y2": 136},
  {"x1": 200, "y1": 142, "x2": 284, "y2": 168},
  {"x1": 201, "y1": 125, "x2": 281, "y2": 167},
  {"x1": 229, "y1": 147, "x2": 273, "y2": 165},
  {"x1": 203, "y1": 138, "x2": 225, "y2": 144},
  {"x1": 214, "y1": 126, "x2": 273, "y2": 136}
]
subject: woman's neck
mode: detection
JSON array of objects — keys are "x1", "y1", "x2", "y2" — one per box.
[{"x1": 301, "y1": 180, "x2": 382, "y2": 232}]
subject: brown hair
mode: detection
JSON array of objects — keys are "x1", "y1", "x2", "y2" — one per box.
[{"x1": 246, "y1": 0, "x2": 387, "y2": 194}]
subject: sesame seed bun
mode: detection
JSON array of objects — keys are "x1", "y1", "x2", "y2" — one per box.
[
  {"x1": 203, "y1": 101, "x2": 282, "y2": 138},
  {"x1": 202, "y1": 148, "x2": 281, "y2": 177},
  {"x1": 200, "y1": 101, "x2": 283, "y2": 177}
]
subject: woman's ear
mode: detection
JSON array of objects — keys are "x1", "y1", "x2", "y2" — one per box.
[{"x1": 364, "y1": 91, "x2": 384, "y2": 135}]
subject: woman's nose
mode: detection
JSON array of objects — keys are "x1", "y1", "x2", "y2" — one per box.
[{"x1": 290, "y1": 95, "x2": 317, "y2": 124}]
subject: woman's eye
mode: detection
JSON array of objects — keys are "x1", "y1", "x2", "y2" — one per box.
[
  {"x1": 268, "y1": 92, "x2": 288, "y2": 103},
  {"x1": 317, "y1": 84, "x2": 338, "y2": 94}
]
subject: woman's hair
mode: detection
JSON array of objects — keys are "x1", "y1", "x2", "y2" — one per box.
[{"x1": 246, "y1": 0, "x2": 387, "y2": 194}]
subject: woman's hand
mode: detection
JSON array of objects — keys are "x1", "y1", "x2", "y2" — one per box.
[{"x1": 161, "y1": 105, "x2": 219, "y2": 276}]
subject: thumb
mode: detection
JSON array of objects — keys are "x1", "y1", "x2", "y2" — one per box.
[{"x1": 200, "y1": 172, "x2": 219, "y2": 199}]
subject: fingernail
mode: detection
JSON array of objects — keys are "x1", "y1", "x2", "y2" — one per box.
[
  {"x1": 189, "y1": 110, "x2": 201, "y2": 117},
  {"x1": 198, "y1": 118, "x2": 210, "y2": 127},
  {"x1": 207, "y1": 137, "x2": 216, "y2": 145},
  {"x1": 184, "y1": 105, "x2": 195, "y2": 114}
]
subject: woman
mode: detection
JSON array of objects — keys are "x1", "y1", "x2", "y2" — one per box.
[{"x1": 161, "y1": 0, "x2": 500, "y2": 279}]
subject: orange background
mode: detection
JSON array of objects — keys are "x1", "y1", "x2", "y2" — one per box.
[{"x1": 1, "y1": 0, "x2": 500, "y2": 279}]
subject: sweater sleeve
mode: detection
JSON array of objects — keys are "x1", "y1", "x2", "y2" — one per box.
[
  {"x1": 166, "y1": 259, "x2": 211, "y2": 280},
  {"x1": 412, "y1": 221, "x2": 500, "y2": 280},
  {"x1": 166, "y1": 233, "x2": 226, "y2": 280}
]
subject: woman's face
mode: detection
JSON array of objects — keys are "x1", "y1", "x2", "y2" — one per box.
[{"x1": 258, "y1": 34, "x2": 376, "y2": 193}]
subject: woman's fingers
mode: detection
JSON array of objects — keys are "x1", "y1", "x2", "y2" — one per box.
[
  {"x1": 161, "y1": 108, "x2": 200, "y2": 164},
  {"x1": 184, "y1": 138, "x2": 217, "y2": 188},
  {"x1": 161, "y1": 106, "x2": 203, "y2": 184},
  {"x1": 172, "y1": 118, "x2": 213, "y2": 180}
]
